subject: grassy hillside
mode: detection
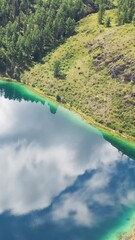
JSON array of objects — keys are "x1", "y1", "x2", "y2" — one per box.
[
  {"x1": 23, "y1": 9, "x2": 135, "y2": 139},
  {"x1": 0, "y1": 0, "x2": 99, "y2": 78}
]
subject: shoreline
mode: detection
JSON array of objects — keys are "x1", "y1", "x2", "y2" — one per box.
[
  {"x1": 0, "y1": 77, "x2": 135, "y2": 146},
  {"x1": 1, "y1": 78, "x2": 135, "y2": 239},
  {"x1": 102, "y1": 209, "x2": 135, "y2": 240},
  {"x1": 25, "y1": 84, "x2": 135, "y2": 146}
]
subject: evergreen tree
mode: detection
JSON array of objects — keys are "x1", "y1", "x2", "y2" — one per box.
[
  {"x1": 98, "y1": 0, "x2": 105, "y2": 24},
  {"x1": 105, "y1": 16, "x2": 111, "y2": 27},
  {"x1": 53, "y1": 60, "x2": 61, "y2": 78},
  {"x1": 133, "y1": 14, "x2": 135, "y2": 25},
  {"x1": 0, "y1": 0, "x2": 111, "y2": 78},
  {"x1": 117, "y1": 0, "x2": 135, "y2": 25}
]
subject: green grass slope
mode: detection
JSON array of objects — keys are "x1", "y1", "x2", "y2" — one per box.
[{"x1": 23, "y1": 9, "x2": 135, "y2": 139}]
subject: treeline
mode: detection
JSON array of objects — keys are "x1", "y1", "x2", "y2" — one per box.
[
  {"x1": 98, "y1": 0, "x2": 135, "y2": 25},
  {"x1": 0, "y1": 0, "x2": 98, "y2": 79},
  {"x1": 0, "y1": 81, "x2": 58, "y2": 113},
  {"x1": 1, "y1": 0, "x2": 133, "y2": 80},
  {"x1": 117, "y1": 0, "x2": 135, "y2": 25}
]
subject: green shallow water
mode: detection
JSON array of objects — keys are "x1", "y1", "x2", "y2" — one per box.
[
  {"x1": 102, "y1": 208, "x2": 135, "y2": 240},
  {"x1": 0, "y1": 80, "x2": 135, "y2": 240}
]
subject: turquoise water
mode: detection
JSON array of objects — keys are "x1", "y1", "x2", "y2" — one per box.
[{"x1": 0, "y1": 80, "x2": 135, "y2": 240}]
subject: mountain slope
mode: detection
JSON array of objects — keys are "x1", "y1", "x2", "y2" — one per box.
[
  {"x1": 23, "y1": 9, "x2": 135, "y2": 139},
  {"x1": 0, "y1": 0, "x2": 99, "y2": 78}
]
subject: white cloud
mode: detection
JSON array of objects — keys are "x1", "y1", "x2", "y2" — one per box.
[
  {"x1": 85, "y1": 171, "x2": 111, "y2": 190},
  {"x1": 52, "y1": 194, "x2": 95, "y2": 227},
  {"x1": 0, "y1": 97, "x2": 16, "y2": 135},
  {"x1": 0, "y1": 138, "x2": 122, "y2": 219},
  {"x1": 0, "y1": 94, "x2": 134, "y2": 230},
  {"x1": 0, "y1": 140, "x2": 79, "y2": 215},
  {"x1": 119, "y1": 189, "x2": 135, "y2": 207},
  {"x1": 50, "y1": 144, "x2": 133, "y2": 227}
]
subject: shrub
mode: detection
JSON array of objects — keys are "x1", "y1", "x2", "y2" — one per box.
[
  {"x1": 56, "y1": 94, "x2": 61, "y2": 102},
  {"x1": 54, "y1": 60, "x2": 61, "y2": 77},
  {"x1": 105, "y1": 17, "x2": 111, "y2": 27},
  {"x1": 133, "y1": 15, "x2": 135, "y2": 26}
]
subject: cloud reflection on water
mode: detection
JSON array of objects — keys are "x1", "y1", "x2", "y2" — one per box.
[{"x1": 0, "y1": 94, "x2": 135, "y2": 235}]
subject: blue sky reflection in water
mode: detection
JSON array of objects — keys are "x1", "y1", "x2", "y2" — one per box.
[{"x1": 0, "y1": 81, "x2": 135, "y2": 240}]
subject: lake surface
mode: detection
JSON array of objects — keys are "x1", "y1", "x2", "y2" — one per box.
[{"x1": 0, "y1": 80, "x2": 135, "y2": 240}]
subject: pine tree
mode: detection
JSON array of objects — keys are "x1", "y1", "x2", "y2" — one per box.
[
  {"x1": 105, "y1": 16, "x2": 111, "y2": 27},
  {"x1": 117, "y1": 0, "x2": 135, "y2": 25},
  {"x1": 98, "y1": 0, "x2": 105, "y2": 24},
  {"x1": 133, "y1": 14, "x2": 135, "y2": 25},
  {"x1": 54, "y1": 60, "x2": 61, "y2": 78}
]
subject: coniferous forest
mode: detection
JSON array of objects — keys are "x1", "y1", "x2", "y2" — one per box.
[
  {"x1": 0, "y1": 0, "x2": 135, "y2": 79},
  {"x1": 0, "y1": 0, "x2": 98, "y2": 78}
]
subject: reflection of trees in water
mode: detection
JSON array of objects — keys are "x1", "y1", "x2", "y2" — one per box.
[
  {"x1": 103, "y1": 133, "x2": 135, "y2": 161},
  {"x1": 0, "y1": 82, "x2": 43, "y2": 103},
  {"x1": 48, "y1": 103, "x2": 58, "y2": 114},
  {"x1": 0, "y1": 82, "x2": 58, "y2": 115}
]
